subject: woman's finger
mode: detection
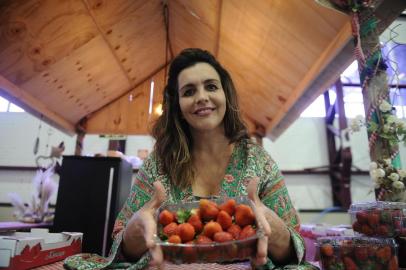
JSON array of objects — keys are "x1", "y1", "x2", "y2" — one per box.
[
  {"x1": 247, "y1": 177, "x2": 272, "y2": 237},
  {"x1": 149, "y1": 244, "x2": 164, "y2": 269},
  {"x1": 254, "y1": 234, "x2": 269, "y2": 266}
]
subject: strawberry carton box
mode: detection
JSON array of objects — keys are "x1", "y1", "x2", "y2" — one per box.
[
  {"x1": 349, "y1": 201, "x2": 406, "y2": 237},
  {"x1": 155, "y1": 196, "x2": 263, "y2": 264},
  {"x1": 0, "y1": 228, "x2": 82, "y2": 270},
  {"x1": 316, "y1": 236, "x2": 398, "y2": 270}
]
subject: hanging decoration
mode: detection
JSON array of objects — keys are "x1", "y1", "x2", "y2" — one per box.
[{"x1": 316, "y1": 0, "x2": 405, "y2": 201}]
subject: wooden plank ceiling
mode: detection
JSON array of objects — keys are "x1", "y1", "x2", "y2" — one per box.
[{"x1": 0, "y1": 0, "x2": 403, "y2": 139}]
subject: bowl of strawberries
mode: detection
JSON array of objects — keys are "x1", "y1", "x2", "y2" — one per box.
[
  {"x1": 317, "y1": 236, "x2": 398, "y2": 270},
  {"x1": 349, "y1": 201, "x2": 406, "y2": 237},
  {"x1": 155, "y1": 196, "x2": 263, "y2": 264}
]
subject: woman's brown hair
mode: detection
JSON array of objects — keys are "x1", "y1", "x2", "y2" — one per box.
[{"x1": 152, "y1": 48, "x2": 248, "y2": 189}]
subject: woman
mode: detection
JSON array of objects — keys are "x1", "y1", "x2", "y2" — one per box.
[{"x1": 65, "y1": 49, "x2": 318, "y2": 269}]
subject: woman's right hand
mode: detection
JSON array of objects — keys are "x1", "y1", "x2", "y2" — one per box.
[{"x1": 122, "y1": 181, "x2": 167, "y2": 267}]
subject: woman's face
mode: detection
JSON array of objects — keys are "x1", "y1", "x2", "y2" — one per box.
[{"x1": 177, "y1": 62, "x2": 226, "y2": 133}]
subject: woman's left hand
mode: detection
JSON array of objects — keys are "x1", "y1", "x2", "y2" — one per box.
[{"x1": 247, "y1": 177, "x2": 272, "y2": 266}]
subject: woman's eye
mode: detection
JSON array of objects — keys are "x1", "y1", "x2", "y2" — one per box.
[
  {"x1": 206, "y1": 84, "x2": 218, "y2": 91},
  {"x1": 182, "y1": 89, "x2": 194, "y2": 97}
]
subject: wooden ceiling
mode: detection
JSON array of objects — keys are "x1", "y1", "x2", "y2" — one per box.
[{"x1": 0, "y1": 0, "x2": 404, "y2": 139}]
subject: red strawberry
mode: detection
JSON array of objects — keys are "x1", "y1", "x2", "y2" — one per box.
[
  {"x1": 352, "y1": 221, "x2": 362, "y2": 233},
  {"x1": 159, "y1": 210, "x2": 175, "y2": 226},
  {"x1": 376, "y1": 224, "x2": 390, "y2": 236},
  {"x1": 183, "y1": 240, "x2": 197, "y2": 263},
  {"x1": 239, "y1": 225, "x2": 256, "y2": 239},
  {"x1": 356, "y1": 211, "x2": 368, "y2": 224},
  {"x1": 213, "y1": 231, "x2": 234, "y2": 243},
  {"x1": 202, "y1": 221, "x2": 223, "y2": 239},
  {"x1": 163, "y1": 222, "x2": 178, "y2": 237},
  {"x1": 227, "y1": 224, "x2": 242, "y2": 239},
  {"x1": 354, "y1": 247, "x2": 368, "y2": 261},
  {"x1": 343, "y1": 257, "x2": 357, "y2": 270},
  {"x1": 376, "y1": 246, "x2": 391, "y2": 262},
  {"x1": 367, "y1": 211, "x2": 380, "y2": 227},
  {"x1": 235, "y1": 204, "x2": 255, "y2": 227},
  {"x1": 217, "y1": 210, "x2": 232, "y2": 230},
  {"x1": 199, "y1": 199, "x2": 219, "y2": 221},
  {"x1": 219, "y1": 199, "x2": 236, "y2": 216},
  {"x1": 361, "y1": 224, "x2": 373, "y2": 236},
  {"x1": 320, "y1": 243, "x2": 334, "y2": 257},
  {"x1": 196, "y1": 235, "x2": 213, "y2": 244},
  {"x1": 388, "y1": 255, "x2": 398, "y2": 270},
  {"x1": 188, "y1": 214, "x2": 203, "y2": 233},
  {"x1": 177, "y1": 223, "x2": 195, "y2": 243},
  {"x1": 168, "y1": 235, "x2": 182, "y2": 244}
]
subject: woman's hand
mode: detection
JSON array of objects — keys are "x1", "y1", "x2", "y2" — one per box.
[
  {"x1": 123, "y1": 181, "x2": 166, "y2": 267},
  {"x1": 247, "y1": 178, "x2": 272, "y2": 266},
  {"x1": 248, "y1": 177, "x2": 296, "y2": 266}
]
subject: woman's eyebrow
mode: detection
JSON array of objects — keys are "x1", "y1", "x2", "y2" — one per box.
[
  {"x1": 179, "y1": 83, "x2": 194, "y2": 91},
  {"x1": 204, "y1": 79, "x2": 220, "y2": 84}
]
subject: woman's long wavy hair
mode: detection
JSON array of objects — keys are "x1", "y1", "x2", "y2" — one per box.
[{"x1": 152, "y1": 48, "x2": 248, "y2": 189}]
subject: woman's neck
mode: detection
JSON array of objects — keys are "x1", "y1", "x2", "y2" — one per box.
[{"x1": 191, "y1": 126, "x2": 230, "y2": 155}]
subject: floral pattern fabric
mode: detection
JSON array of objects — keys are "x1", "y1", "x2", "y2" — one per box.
[{"x1": 64, "y1": 139, "x2": 319, "y2": 270}]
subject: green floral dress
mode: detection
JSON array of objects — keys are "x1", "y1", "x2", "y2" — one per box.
[{"x1": 64, "y1": 139, "x2": 319, "y2": 270}]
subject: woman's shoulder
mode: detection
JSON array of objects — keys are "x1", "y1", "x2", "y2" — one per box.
[
  {"x1": 137, "y1": 152, "x2": 166, "y2": 181},
  {"x1": 240, "y1": 138, "x2": 272, "y2": 161}
]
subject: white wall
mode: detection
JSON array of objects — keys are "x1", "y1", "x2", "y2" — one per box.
[{"x1": 1, "y1": 112, "x2": 404, "y2": 214}]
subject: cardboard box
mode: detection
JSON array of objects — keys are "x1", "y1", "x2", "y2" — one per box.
[{"x1": 0, "y1": 228, "x2": 82, "y2": 270}]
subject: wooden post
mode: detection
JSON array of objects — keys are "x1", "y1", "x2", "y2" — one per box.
[{"x1": 75, "y1": 118, "x2": 87, "y2": 156}]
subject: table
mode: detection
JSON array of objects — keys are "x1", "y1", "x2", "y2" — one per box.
[
  {"x1": 0, "y1": 221, "x2": 52, "y2": 232},
  {"x1": 32, "y1": 261, "x2": 322, "y2": 270}
]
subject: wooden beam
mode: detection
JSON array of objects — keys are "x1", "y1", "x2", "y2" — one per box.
[
  {"x1": 0, "y1": 75, "x2": 75, "y2": 135},
  {"x1": 269, "y1": 0, "x2": 406, "y2": 139},
  {"x1": 267, "y1": 19, "x2": 352, "y2": 133},
  {"x1": 214, "y1": 0, "x2": 223, "y2": 58},
  {"x1": 81, "y1": 0, "x2": 133, "y2": 87}
]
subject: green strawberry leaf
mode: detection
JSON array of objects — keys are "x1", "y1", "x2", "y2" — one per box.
[{"x1": 176, "y1": 209, "x2": 191, "y2": 223}]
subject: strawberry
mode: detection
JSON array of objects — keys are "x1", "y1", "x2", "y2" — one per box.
[
  {"x1": 356, "y1": 211, "x2": 369, "y2": 224},
  {"x1": 339, "y1": 240, "x2": 353, "y2": 258},
  {"x1": 235, "y1": 204, "x2": 255, "y2": 227},
  {"x1": 219, "y1": 199, "x2": 236, "y2": 216},
  {"x1": 159, "y1": 209, "x2": 175, "y2": 226},
  {"x1": 196, "y1": 235, "x2": 213, "y2": 244},
  {"x1": 352, "y1": 221, "x2": 362, "y2": 233},
  {"x1": 376, "y1": 224, "x2": 390, "y2": 236},
  {"x1": 196, "y1": 235, "x2": 215, "y2": 261},
  {"x1": 227, "y1": 224, "x2": 242, "y2": 239},
  {"x1": 183, "y1": 240, "x2": 197, "y2": 263},
  {"x1": 187, "y1": 214, "x2": 203, "y2": 233},
  {"x1": 367, "y1": 211, "x2": 380, "y2": 227},
  {"x1": 388, "y1": 255, "x2": 398, "y2": 270},
  {"x1": 343, "y1": 256, "x2": 357, "y2": 270},
  {"x1": 376, "y1": 246, "x2": 391, "y2": 262},
  {"x1": 217, "y1": 210, "x2": 232, "y2": 230},
  {"x1": 213, "y1": 231, "x2": 234, "y2": 243},
  {"x1": 168, "y1": 235, "x2": 182, "y2": 244},
  {"x1": 361, "y1": 224, "x2": 373, "y2": 236},
  {"x1": 354, "y1": 247, "x2": 368, "y2": 261},
  {"x1": 177, "y1": 223, "x2": 195, "y2": 242},
  {"x1": 202, "y1": 221, "x2": 223, "y2": 239},
  {"x1": 239, "y1": 225, "x2": 256, "y2": 239},
  {"x1": 320, "y1": 243, "x2": 334, "y2": 257},
  {"x1": 199, "y1": 199, "x2": 219, "y2": 221},
  {"x1": 163, "y1": 222, "x2": 178, "y2": 237}
]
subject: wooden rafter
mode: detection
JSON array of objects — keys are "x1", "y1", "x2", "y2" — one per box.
[{"x1": 0, "y1": 74, "x2": 75, "y2": 134}]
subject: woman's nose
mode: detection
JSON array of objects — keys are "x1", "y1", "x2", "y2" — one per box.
[{"x1": 195, "y1": 87, "x2": 209, "y2": 103}]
